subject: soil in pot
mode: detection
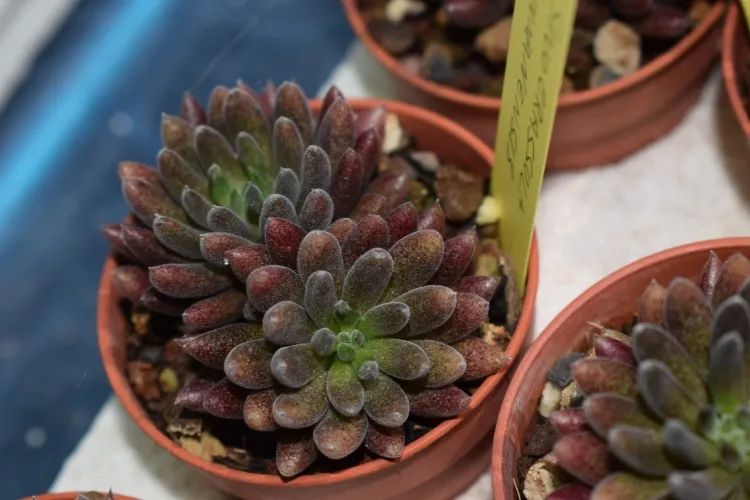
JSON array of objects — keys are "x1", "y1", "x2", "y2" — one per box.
[
  {"x1": 110, "y1": 87, "x2": 525, "y2": 479},
  {"x1": 357, "y1": 0, "x2": 716, "y2": 97}
]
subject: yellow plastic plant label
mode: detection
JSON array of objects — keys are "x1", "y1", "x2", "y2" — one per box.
[
  {"x1": 491, "y1": 0, "x2": 577, "y2": 295},
  {"x1": 741, "y1": 0, "x2": 750, "y2": 29}
]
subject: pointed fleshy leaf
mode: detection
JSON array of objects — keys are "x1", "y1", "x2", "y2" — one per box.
[
  {"x1": 407, "y1": 385, "x2": 469, "y2": 418},
  {"x1": 299, "y1": 146, "x2": 331, "y2": 203},
  {"x1": 357, "y1": 302, "x2": 410, "y2": 338},
  {"x1": 452, "y1": 275, "x2": 500, "y2": 302},
  {"x1": 317, "y1": 86, "x2": 346, "y2": 134},
  {"x1": 593, "y1": 335, "x2": 635, "y2": 364},
  {"x1": 608, "y1": 425, "x2": 672, "y2": 476},
  {"x1": 274, "y1": 82, "x2": 313, "y2": 146},
  {"x1": 700, "y1": 251, "x2": 723, "y2": 303},
  {"x1": 316, "y1": 97, "x2": 355, "y2": 166},
  {"x1": 161, "y1": 114, "x2": 202, "y2": 172},
  {"x1": 276, "y1": 430, "x2": 317, "y2": 477},
  {"x1": 663, "y1": 278, "x2": 711, "y2": 368},
  {"x1": 452, "y1": 336, "x2": 511, "y2": 380},
  {"x1": 395, "y1": 285, "x2": 457, "y2": 337},
  {"x1": 384, "y1": 230, "x2": 444, "y2": 300},
  {"x1": 714, "y1": 253, "x2": 750, "y2": 306},
  {"x1": 118, "y1": 161, "x2": 162, "y2": 185},
  {"x1": 271, "y1": 344, "x2": 324, "y2": 389},
  {"x1": 257, "y1": 80, "x2": 276, "y2": 120},
  {"x1": 198, "y1": 232, "x2": 250, "y2": 267},
  {"x1": 548, "y1": 484, "x2": 592, "y2": 500},
  {"x1": 331, "y1": 149, "x2": 364, "y2": 219},
  {"x1": 273, "y1": 117, "x2": 304, "y2": 175},
  {"x1": 237, "y1": 133, "x2": 274, "y2": 195},
  {"x1": 356, "y1": 105, "x2": 386, "y2": 139},
  {"x1": 259, "y1": 193, "x2": 298, "y2": 235},
  {"x1": 365, "y1": 423, "x2": 404, "y2": 459},
  {"x1": 206, "y1": 206, "x2": 255, "y2": 240},
  {"x1": 264, "y1": 301, "x2": 316, "y2": 346},
  {"x1": 549, "y1": 409, "x2": 589, "y2": 434},
  {"x1": 430, "y1": 233, "x2": 475, "y2": 287},
  {"x1": 418, "y1": 202, "x2": 446, "y2": 235},
  {"x1": 341, "y1": 248, "x2": 393, "y2": 312},
  {"x1": 225, "y1": 243, "x2": 270, "y2": 282},
  {"x1": 153, "y1": 215, "x2": 203, "y2": 260},
  {"x1": 413, "y1": 340, "x2": 465, "y2": 387},
  {"x1": 668, "y1": 468, "x2": 738, "y2": 500},
  {"x1": 297, "y1": 230, "x2": 345, "y2": 289},
  {"x1": 272, "y1": 168, "x2": 301, "y2": 207},
  {"x1": 122, "y1": 178, "x2": 187, "y2": 226},
  {"x1": 243, "y1": 388, "x2": 278, "y2": 432},
  {"x1": 157, "y1": 148, "x2": 208, "y2": 201},
  {"x1": 180, "y1": 91, "x2": 206, "y2": 126},
  {"x1": 366, "y1": 170, "x2": 410, "y2": 212},
  {"x1": 313, "y1": 409, "x2": 367, "y2": 460},
  {"x1": 224, "y1": 339, "x2": 274, "y2": 389},
  {"x1": 572, "y1": 358, "x2": 637, "y2": 398},
  {"x1": 141, "y1": 288, "x2": 191, "y2": 316},
  {"x1": 328, "y1": 218, "x2": 355, "y2": 243},
  {"x1": 182, "y1": 288, "x2": 246, "y2": 330},
  {"x1": 181, "y1": 187, "x2": 213, "y2": 228},
  {"x1": 708, "y1": 331, "x2": 745, "y2": 413},
  {"x1": 111, "y1": 266, "x2": 149, "y2": 303},
  {"x1": 354, "y1": 129, "x2": 381, "y2": 191},
  {"x1": 305, "y1": 270, "x2": 336, "y2": 329},
  {"x1": 554, "y1": 431, "x2": 611, "y2": 485},
  {"x1": 175, "y1": 377, "x2": 215, "y2": 412},
  {"x1": 203, "y1": 378, "x2": 248, "y2": 419},
  {"x1": 194, "y1": 125, "x2": 245, "y2": 182},
  {"x1": 638, "y1": 279, "x2": 666, "y2": 326},
  {"x1": 362, "y1": 374, "x2": 409, "y2": 426},
  {"x1": 367, "y1": 338, "x2": 430, "y2": 380},
  {"x1": 592, "y1": 473, "x2": 669, "y2": 500},
  {"x1": 223, "y1": 88, "x2": 271, "y2": 154},
  {"x1": 299, "y1": 189, "x2": 334, "y2": 233},
  {"x1": 341, "y1": 215, "x2": 389, "y2": 270},
  {"x1": 264, "y1": 217, "x2": 305, "y2": 269},
  {"x1": 102, "y1": 224, "x2": 137, "y2": 260},
  {"x1": 150, "y1": 263, "x2": 232, "y2": 299},
  {"x1": 429, "y1": 293, "x2": 488, "y2": 344},
  {"x1": 663, "y1": 418, "x2": 718, "y2": 469},
  {"x1": 327, "y1": 359, "x2": 365, "y2": 417},
  {"x1": 273, "y1": 372, "x2": 328, "y2": 429},
  {"x1": 120, "y1": 225, "x2": 186, "y2": 266},
  {"x1": 207, "y1": 86, "x2": 229, "y2": 133},
  {"x1": 638, "y1": 359, "x2": 700, "y2": 425},
  {"x1": 351, "y1": 193, "x2": 389, "y2": 222},
  {"x1": 584, "y1": 393, "x2": 659, "y2": 439},
  {"x1": 178, "y1": 323, "x2": 263, "y2": 369},
  {"x1": 387, "y1": 202, "x2": 419, "y2": 247},
  {"x1": 247, "y1": 265, "x2": 303, "y2": 312}
]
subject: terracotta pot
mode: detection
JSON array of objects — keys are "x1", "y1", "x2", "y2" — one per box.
[
  {"x1": 98, "y1": 99, "x2": 540, "y2": 500},
  {"x1": 723, "y1": 3, "x2": 750, "y2": 137},
  {"x1": 490, "y1": 237, "x2": 750, "y2": 499},
  {"x1": 343, "y1": 0, "x2": 725, "y2": 170},
  {"x1": 21, "y1": 493, "x2": 136, "y2": 500}
]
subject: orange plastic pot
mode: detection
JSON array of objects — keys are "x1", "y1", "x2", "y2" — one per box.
[
  {"x1": 343, "y1": 0, "x2": 725, "y2": 170},
  {"x1": 21, "y1": 493, "x2": 136, "y2": 500},
  {"x1": 723, "y1": 3, "x2": 750, "y2": 137},
  {"x1": 98, "y1": 99, "x2": 540, "y2": 500},
  {"x1": 490, "y1": 237, "x2": 750, "y2": 499}
]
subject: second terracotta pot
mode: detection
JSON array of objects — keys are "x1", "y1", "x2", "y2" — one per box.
[
  {"x1": 21, "y1": 493, "x2": 136, "y2": 500},
  {"x1": 343, "y1": 0, "x2": 725, "y2": 170},
  {"x1": 99, "y1": 98, "x2": 540, "y2": 500},
  {"x1": 490, "y1": 237, "x2": 750, "y2": 499},
  {"x1": 722, "y1": 3, "x2": 750, "y2": 138}
]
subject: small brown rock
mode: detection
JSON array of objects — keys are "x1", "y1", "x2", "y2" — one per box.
[
  {"x1": 593, "y1": 20, "x2": 641, "y2": 76},
  {"x1": 368, "y1": 18, "x2": 416, "y2": 55},
  {"x1": 474, "y1": 16, "x2": 513, "y2": 63},
  {"x1": 131, "y1": 311, "x2": 150, "y2": 336},
  {"x1": 434, "y1": 164, "x2": 484, "y2": 221},
  {"x1": 566, "y1": 29, "x2": 595, "y2": 75},
  {"x1": 127, "y1": 360, "x2": 161, "y2": 400},
  {"x1": 525, "y1": 420, "x2": 560, "y2": 457}
]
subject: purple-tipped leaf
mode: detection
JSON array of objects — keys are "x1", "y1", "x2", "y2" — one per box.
[
  {"x1": 203, "y1": 378, "x2": 248, "y2": 419},
  {"x1": 553, "y1": 431, "x2": 611, "y2": 486},
  {"x1": 111, "y1": 266, "x2": 150, "y2": 302},
  {"x1": 276, "y1": 430, "x2": 317, "y2": 477},
  {"x1": 157, "y1": 149, "x2": 209, "y2": 202},
  {"x1": 153, "y1": 215, "x2": 203, "y2": 260},
  {"x1": 243, "y1": 388, "x2": 278, "y2": 432},
  {"x1": 549, "y1": 409, "x2": 589, "y2": 434},
  {"x1": 384, "y1": 230, "x2": 444, "y2": 300},
  {"x1": 299, "y1": 146, "x2": 331, "y2": 203},
  {"x1": 341, "y1": 215, "x2": 390, "y2": 269},
  {"x1": 175, "y1": 377, "x2": 215, "y2": 412},
  {"x1": 583, "y1": 393, "x2": 658, "y2": 439},
  {"x1": 394, "y1": 285, "x2": 457, "y2": 337},
  {"x1": 451, "y1": 336, "x2": 511, "y2": 380},
  {"x1": 150, "y1": 263, "x2": 232, "y2": 299},
  {"x1": 182, "y1": 288, "x2": 246, "y2": 330},
  {"x1": 263, "y1": 301, "x2": 316, "y2": 346},
  {"x1": 342, "y1": 248, "x2": 393, "y2": 312},
  {"x1": 181, "y1": 187, "x2": 213, "y2": 229},
  {"x1": 362, "y1": 374, "x2": 409, "y2": 427},
  {"x1": 357, "y1": 302, "x2": 410, "y2": 338},
  {"x1": 638, "y1": 279, "x2": 666, "y2": 326},
  {"x1": 273, "y1": 372, "x2": 328, "y2": 429},
  {"x1": 265, "y1": 217, "x2": 305, "y2": 269},
  {"x1": 273, "y1": 117, "x2": 304, "y2": 175},
  {"x1": 572, "y1": 358, "x2": 637, "y2": 398},
  {"x1": 225, "y1": 243, "x2": 270, "y2": 282},
  {"x1": 354, "y1": 129, "x2": 381, "y2": 191},
  {"x1": 313, "y1": 409, "x2": 367, "y2": 460},
  {"x1": 608, "y1": 425, "x2": 672, "y2": 476},
  {"x1": 316, "y1": 97, "x2": 355, "y2": 167},
  {"x1": 367, "y1": 338, "x2": 430, "y2": 380},
  {"x1": 304, "y1": 270, "x2": 337, "y2": 329},
  {"x1": 407, "y1": 385, "x2": 469, "y2": 418},
  {"x1": 328, "y1": 218, "x2": 355, "y2": 243},
  {"x1": 330, "y1": 149, "x2": 364, "y2": 219},
  {"x1": 223, "y1": 88, "x2": 271, "y2": 156},
  {"x1": 180, "y1": 91, "x2": 206, "y2": 127},
  {"x1": 700, "y1": 251, "x2": 722, "y2": 304},
  {"x1": 387, "y1": 202, "x2": 419, "y2": 247},
  {"x1": 207, "y1": 86, "x2": 229, "y2": 133},
  {"x1": 271, "y1": 344, "x2": 324, "y2": 389},
  {"x1": 452, "y1": 275, "x2": 500, "y2": 302},
  {"x1": 299, "y1": 189, "x2": 334, "y2": 232},
  {"x1": 122, "y1": 178, "x2": 187, "y2": 227},
  {"x1": 247, "y1": 265, "x2": 304, "y2": 312},
  {"x1": 417, "y1": 202, "x2": 446, "y2": 235},
  {"x1": 121, "y1": 225, "x2": 186, "y2": 266},
  {"x1": 365, "y1": 423, "x2": 404, "y2": 459},
  {"x1": 430, "y1": 232, "x2": 475, "y2": 287},
  {"x1": 714, "y1": 253, "x2": 750, "y2": 306},
  {"x1": 274, "y1": 82, "x2": 313, "y2": 146},
  {"x1": 199, "y1": 232, "x2": 252, "y2": 267},
  {"x1": 350, "y1": 193, "x2": 389, "y2": 222},
  {"x1": 663, "y1": 278, "x2": 711, "y2": 369},
  {"x1": 593, "y1": 335, "x2": 635, "y2": 364},
  {"x1": 413, "y1": 340, "x2": 466, "y2": 387},
  {"x1": 317, "y1": 86, "x2": 346, "y2": 135},
  {"x1": 178, "y1": 323, "x2": 263, "y2": 369},
  {"x1": 224, "y1": 339, "x2": 275, "y2": 389},
  {"x1": 259, "y1": 193, "x2": 298, "y2": 235},
  {"x1": 297, "y1": 230, "x2": 345, "y2": 289},
  {"x1": 141, "y1": 288, "x2": 191, "y2": 316},
  {"x1": 429, "y1": 292, "x2": 488, "y2": 344},
  {"x1": 366, "y1": 170, "x2": 411, "y2": 213}
]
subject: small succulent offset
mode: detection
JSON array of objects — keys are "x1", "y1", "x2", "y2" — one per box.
[
  {"x1": 176, "y1": 203, "x2": 510, "y2": 476},
  {"x1": 105, "y1": 81, "x2": 405, "y2": 330},
  {"x1": 547, "y1": 252, "x2": 750, "y2": 499}
]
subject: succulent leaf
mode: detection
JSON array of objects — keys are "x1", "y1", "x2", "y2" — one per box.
[
  {"x1": 700, "y1": 251, "x2": 723, "y2": 304},
  {"x1": 593, "y1": 335, "x2": 635, "y2": 364},
  {"x1": 224, "y1": 339, "x2": 274, "y2": 389},
  {"x1": 663, "y1": 418, "x2": 719, "y2": 469},
  {"x1": 639, "y1": 359, "x2": 701, "y2": 425},
  {"x1": 429, "y1": 292, "x2": 488, "y2": 344},
  {"x1": 591, "y1": 473, "x2": 668, "y2": 500},
  {"x1": 327, "y1": 359, "x2": 365, "y2": 417},
  {"x1": 298, "y1": 189, "x2": 334, "y2": 232},
  {"x1": 304, "y1": 270, "x2": 337, "y2": 329},
  {"x1": 572, "y1": 358, "x2": 638, "y2": 398},
  {"x1": 157, "y1": 149, "x2": 209, "y2": 202},
  {"x1": 313, "y1": 409, "x2": 368, "y2": 460},
  {"x1": 223, "y1": 88, "x2": 271, "y2": 158},
  {"x1": 451, "y1": 336, "x2": 511, "y2": 381},
  {"x1": 246, "y1": 265, "x2": 304, "y2": 312},
  {"x1": 357, "y1": 302, "x2": 410, "y2": 338},
  {"x1": 274, "y1": 82, "x2": 313, "y2": 147},
  {"x1": 297, "y1": 230, "x2": 345, "y2": 290},
  {"x1": 265, "y1": 217, "x2": 305, "y2": 268},
  {"x1": 452, "y1": 275, "x2": 501, "y2": 302},
  {"x1": 341, "y1": 215, "x2": 390, "y2": 269},
  {"x1": 342, "y1": 248, "x2": 394, "y2": 312},
  {"x1": 394, "y1": 285, "x2": 457, "y2": 337},
  {"x1": 225, "y1": 243, "x2": 270, "y2": 282},
  {"x1": 175, "y1": 377, "x2": 215, "y2": 412},
  {"x1": 362, "y1": 374, "x2": 409, "y2": 427},
  {"x1": 276, "y1": 430, "x2": 317, "y2": 477},
  {"x1": 206, "y1": 205, "x2": 256, "y2": 240},
  {"x1": 708, "y1": 331, "x2": 746, "y2": 414},
  {"x1": 299, "y1": 146, "x2": 332, "y2": 204},
  {"x1": 549, "y1": 408, "x2": 589, "y2": 434},
  {"x1": 608, "y1": 425, "x2": 672, "y2": 476},
  {"x1": 554, "y1": 431, "x2": 612, "y2": 486},
  {"x1": 638, "y1": 279, "x2": 666, "y2": 326},
  {"x1": 714, "y1": 254, "x2": 750, "y2": 306},
  {"x1": 430, "y1": 232, "x2": 475, "y2": 286},
  {"x1": 407, "y1": 385, "x2": 470, "y2": 418},
  {"x1": 667, "y1": 468, "x2": 738, "y2": 500},
  {"x1": 150, "y1": 263, "x2": 232, "y2": 299},
  {"x1": 367, "y1": 338, "x2": 430, "y2": 380},
  {"x1": 663, "y1": 278, "x2": 712, "y2": 369},
  {"x1": 365, "y1": 422, "x2": 405, "y2": 459},
  {"x1": 387, "y1": 202, "x2": 419, "y2": 247},
  {"x1": 384, "y1": 230, "x2": 444, "y2": 300},
  {"x1": 273, "y1": 117, "x2": 304, "y2": 176},
  {"x1": 243, "y1": 388, "x2": 278, "y2": 432},
  {"x1": 199, "y1": 232, "x2": 252, "y2": 267},
  {"x1": 182, "y1": 287, "x2": 246, "y2": 330},
  {"x1": 417, "y1": 201, "x2": 446, "y2": 235},
  {"x1": 263, "y1": 301, "x2": 316, "y2": 346},
  {"x1": 315, "y1": 97, "x2": 355, "y2": 167},
  {"x1": 413, "y1": 340, "x2": 466, "y2": 387},
  {"x1": 203, "y1": 378, "x2": 248, "y2": 419},
  {"x1": 330, "y1": 149, "x2": 365, "y2": 219},
  {"x1": 181, "y1": 187, "x2": 214, "y2": 228},
  {"x1": 583, "y1": 393, "x2": 659, "y2": 438},
  {"x1": 271, "y1": 344, "x2": 325, "y2": 389},
  {"x1": 273, "y1": 372, "x2": 328, "y2": 429}
]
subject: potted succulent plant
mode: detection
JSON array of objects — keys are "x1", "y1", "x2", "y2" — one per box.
[
  {"x1": 344, "y1": 0, "x2": 725, "y2": 170},
  {"x1": 25, "y1": 492, "x2": 134, "y2": 500},
  {"x1": 722, "y1": 3, "x2": 750, "y2": 138},
  {"x1": 99, "y1": 81, "x2": 539, "y2": 498},
  {"x1": 491, "y1": 238, "x2": 750, "y2": 499}
]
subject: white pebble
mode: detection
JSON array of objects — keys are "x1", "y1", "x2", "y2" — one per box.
[
  {"x1": 538, "y1": 381, "x2": 562, "y2": 417},
  {"x1": 523, "y1": 460, "x2": 564, "y2": 500},
  {"x1": 385, "y1": 0, "x2": 426, "y2": 23},
  {"x1": 382, "y1": 113, "x2": 405, "y2": 154}
]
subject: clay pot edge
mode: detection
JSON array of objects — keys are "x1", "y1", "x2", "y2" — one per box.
[{"x1": 722, "y1": 3, "x2": 750, "y2": 137}]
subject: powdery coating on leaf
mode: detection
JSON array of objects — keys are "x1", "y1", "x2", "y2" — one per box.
[
  {"x1": 593, "y1": 335, "x2": 635, "y2": 365},
  {"x1": 663, "y1": 419, "x2": 718, "y2": 469},
  {"x1": 304, "y1": 271, "x2": 337, "y2": 329},
  {"x1": 157, "y1": 148, "x2": 209, "y2": 202},
  {"x1": 430, "y1": 233, "x2": 475, "y2": 287},
  {"x1": 271, "y1": 344, "x2": 324, "y2": 389},
  {"x1": 342, "y1": 248, "x2": 394, "y2": 312},
  {"x1": 583, "y1": 393, "x2": 658, "y2": 439},
  {"x1": 161, "y1": 114, "x2": 199, "y2": 166},
  {"x1": 384, "y1": 230, "x2": 445, "y2": 300},
  {"x1": 199, "y1": 232, "x2": 251, "y2": 267},
  {"x1": 265, "y1": 217, "x2": 305, "y2": 269},
  {"x1": 118, "y1": 160, "x2": 162, "y2": 185},
  {"x1": 274, "y1": 82, "x2": 313, "y2": 147},
  {"x1": 713, "y1": 253, "x2": 750, "y2": 306},
  {"x1": 572, "y1": 358, "x2": 638, "y2": 398},
  {"x1": 122, "y1": 177, "x2": 187, "y2": 226},
  {"x1": 548, "y1": 408, "x2": 589, "y2": 435},
  {"x1": 102, "y1": 224, "x2": 137, "y2": 261},
  {"x1": 247, "y1": 265, "x2": 303, "y2": 312},
  {"x1": 264, "y1": 301, "x2": 316, "y2": 346},
  {"x1": 150, "y1": 263, "x2": 232, "y2": 299},
  {"x1": 318, "y1": 86, "x2": 346, "y2": 134},
  {"x1": 407, "y1": 385, "x2": 470, "y2": 418},
  {"x1": 708, "y1": 332, "x2": 745, "y2": 413},
  {"x1": 206, "y1": 206, "x2": 254, "y2": 241},
  {"x1": 153, "y1": 215, "x2": 203, "y2": 260},
  {"x1": 354, "y1": 129, "x2": 381, "y2": 190},
  {"x1": 297, "y1": 230, "x2": 345, "y2": 289},
  {"x1": 181, "y1": 187, "x2": 214, "y2": 228},
  {"x1": 553, "y1": 431, "x2": 612, "y2": 486},
  {"x1": 179, "y1": 323, "x2": 263, "y2": 369},
  {"x1": 451, "y1": 336, "x2": 511, "y2": 380},
  {"x1": 194, "y1": 125, "x2": 244, "y2": 181},
  {"x1": 452, "y1": 275, "x2": 500, "y2": 302},
  {"x1": 121, "y1": 225, "x2": 187, "y2": 266},
  {"x1": 417, "y1": 202, "x2": 446, "y2": 235},
  {"x1": 244, "y1": 179, "x2": 265, "y2": 221},
  {"x1": 316, "y1": 97, "x2": 355, "y2": 168},
  {"x1": 327, "y1": 359, "x2": 365, "y2": 417},
  {"x1": 299, "y1": 189, "x2": 334, "y2": 232},
  {"x1": 299, "y1": 147, "x2": 332, "y2": 204},
  {"x1": 663, "y1": 278, "x2": 712, "y2": 369},
  {"x1": 591, "y1": 473, "x2": 668, "y2": 499},
  {"x1": 203, "y1": 378, "x2": 248, "y2": 419},
  {"x1": 637, "y1": 279, "x2": 666, "y2": 325},
  {"x1": 341, "y1": 215, "x2": 390, "y2": 269},
  {"x1": 356, "y1": 105, "x2": 386, "y2": 141},
  {"x1": 362, "y1": 374, "x2": 409, "y2": 427},
  {"x1": 394, "y1": 285, "x2": 457, "y2": 337},
  {"x1": 273, "y1": 372, "x2": 328, "y2": 429},
  {"x1": 273, "y1": 117, "x2": 304, "y2": 175},
  {"x1": 351, "y1": 193, "x2": 389, "y2": 222},
  {"x1": 259, "y1": 194, "x2": 298, "y2": 235},
  {"x1": 141, "y1": 288, "x2": 191, "y2": 316},
  {"x1": 711, "y1": 296, "x2": 750, "y2": 347},
  {"x1": 225, "y1": 244, "x2": 270, "y2": 282},
  {"x1": 637, "y1": 359, "x2": 700, "y2": 425},
  {"x1": 328, "y1": 218, "x2": 356, "y2": 243},
  {"x1": 429, "y1": 293, "x2": 488, "y2": 344},
  {"x1": 313, "y1": 409, "x2": 368, "y2": 460},
  {"x1": 365, "y1": 423, "x2": 405, "y2": 459},
  {"x1": 312, "y1": 328, "x2": 337, "y2": 356},
  {"x1": 330, "y1": 149, "x2": 364, "y2": 219},
  {"x1": 276, "y1": 430, "x2": 317, "y2": 477},
  {"x1": 700, "y1": 251, "x2": 723, "y2": 304},
  {"x1": 223, "y1": 88, "x2": 270, "y2": 155},
  {"x1": 207, "y1": 86, "x2": 230, "y2": 132},
  {"x1": 608, "y1": 426, "x2": 672, "y2": 476},
  {"x1": 273, "y1": 168, "x2": 301, "y2": 207},
  {"x1": 182, "y1": 288, "x2": 246, "y2": 330},
  {"x1": 387, "y1": 202, "x2": 419, "y2": 247},
  {"x1": 244, "y1": 388, "x2": 278, "y2": 432},
  {"x1": 413, "y1": 340, "x2": 466, "y2": 387},
  {"x1": 368, "y1": 338, "x2": 430, "y2": 380},
  {"x1": 175, "y1": 377, "x2": 216, "y2": 412},
  {"x1": 224, "y1": 339, "x2": 274, "y2": 389},
  {"x1": 110, "y1": 266, "x2": 150, "y2": 302},
  {"x1": 366, "y1": 170, "x2": 411, "y2": 213},
  {"x1": 547, "y1": 483, "x2": 592, "y2": 500},
  {"x1": 357, "y1": 302, "x2": 410, "y2": 338}
]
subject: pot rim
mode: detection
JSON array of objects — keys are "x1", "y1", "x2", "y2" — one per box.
[
  {"x1": 722, "y1": 3, "x2": 750, "y2": 137},
  {"x1": 22, "y1": 494, "x2": 136, "y2": 500},
  {"x1": 98, "y1": 97, "x2": 540, "y2": 488},
  {"x1": 490, "y1": 236, "x2": 750, "y2": 498},
  {"x1": 342, "y1": 0, "x2": 725, "y2": 111}
]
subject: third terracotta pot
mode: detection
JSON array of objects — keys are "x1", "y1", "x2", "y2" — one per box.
[
  {"x1": 723, "y1": 2, "x2": 750, "y2": 138},
  {"x1": 343, "y1": 0, "x2": 725, "y2": 170}
]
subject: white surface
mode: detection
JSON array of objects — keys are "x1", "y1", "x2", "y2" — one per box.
[{"x1": 52, "y1": 42, "x2": 750, "y2": 499}]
